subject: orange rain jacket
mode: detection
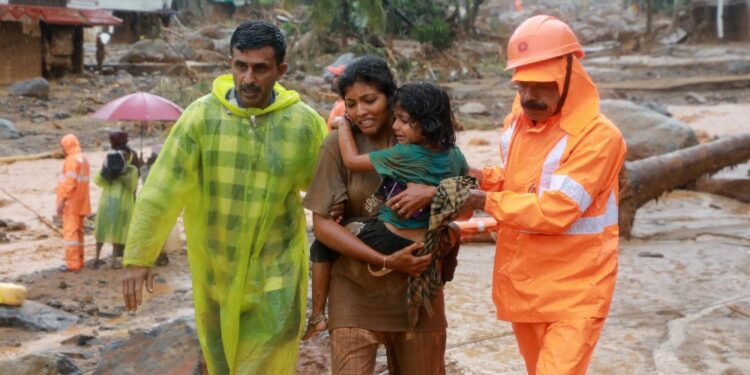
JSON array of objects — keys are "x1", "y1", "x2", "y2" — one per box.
[
  {"x1": 56, "y1": 134, "x2": 91, "y2": 216},
  {"x1": 326, "y1": 98, "x2": 346, "y2": 130},
  {"x1": 482, "y1": 55, "x2": 627, "y2": 322}
]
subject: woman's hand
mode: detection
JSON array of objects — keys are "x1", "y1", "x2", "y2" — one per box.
[
  {"x1": 387, "y1": 242, "x2": 431, "y2": 276},
  {"x1": 331, "y1": 116, "x2": 350, "y2": 130},
  {"x1": 386, "y1": 183, "x2": 436, "y2": 218}
]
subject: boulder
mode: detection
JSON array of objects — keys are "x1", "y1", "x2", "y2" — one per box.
[
  {"x1": 0, "y1": 300, "x2": 78, "y2": 331},
  {"x1": 0, "y1": 118, "x2": 21, "y2": 140},
  {"x1": 197, "y1": 24, "x2": 227, "y2": 40},
  {"x1": 9, "y1": 77, "x2": 50, "y2": 99},
  {"x1": 188, "y1": 34, "x2": 215, "y2": 52},
  {"x1": 600, "y1": 99, "x2": 699, "y2": 161},
  {"x1": 459, "y1": 102, "x2": 488, "y2": 115},
  {"x1": 92, "y1": 319, "x2": 201, "y2": 375},
  {"x1": 171, "y1": 41, "x2": 197, "y2": 61},
  {"x1": 120, "y1": 39, "x2": 184, "y2": 64},
  {"x1": 0, "y1": 352, "x2": 81, "y2": 375}
]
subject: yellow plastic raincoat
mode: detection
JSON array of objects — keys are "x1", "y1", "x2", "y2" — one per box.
[
  {"x1": 93, "y1": 164, "x2": 138, "y2": 244},
  {"x1": 123, "y1": 75, "x2": 327, "y2": 374}
]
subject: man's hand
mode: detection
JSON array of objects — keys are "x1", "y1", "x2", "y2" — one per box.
[
  {"x1": 468, "y1": 167, "x2": 483, "y2": 186},
  {"x1": 328, "y1": 201, "x2": 345, "y2": 224},
  {"x1": 387, "y1": 242, "x2": 431, "y2": 276},
  {"x1": 456, "y1": 189, "x2": 487, "y2": 221},
  {"x1": 122, "y1": 265, "x2": 155, "y2": 312},
  {"x1": 386, "y1": 183, "x2": 436, "y2": 218}
]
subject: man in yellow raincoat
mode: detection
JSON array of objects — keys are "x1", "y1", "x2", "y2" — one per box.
[
  {"x1": 121, "y1": 21, "x2": 327, "y2": 374},
  {"x1": 461, "y1": 16, "x2": 627, "y2": 374}
]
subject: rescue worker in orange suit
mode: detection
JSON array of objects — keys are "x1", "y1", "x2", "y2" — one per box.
[
  {"x1": 56, "y1": 134, "x2": 91, "y2": 272},
  {"x1": 459, "y1": 15, "x2": 627, "y2": 375}
]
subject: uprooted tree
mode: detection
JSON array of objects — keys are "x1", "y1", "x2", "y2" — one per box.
[{"x1": 619, "y1": 133, "x2": 750, "y2": 237}]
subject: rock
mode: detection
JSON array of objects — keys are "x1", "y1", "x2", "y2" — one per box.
[
  {"x1": 685, "y1": 92, "x2": 708, "y2": 105},
  {"x1": 197, "y1": 24, "x2": 226, "y2": 39},
  {"x1": 0, "y1": 352, "x2": 81, "y2": 375},
  {"x1": 0, "y1": 118, "x2": 21, "y2": 140},
  {"x1": 93, "y1": 319, "x2": 201, "y2": 375},
  {"x1": 195, "y1": 49, "x2": 226, "y2": 63},
  {"x1": 61, "y1": 334, "x2": 96, "y2": 346},
  {"x1": 727, "y1": 60, "x2": 750, "y2": 75},
  {"x1": 459, "y1": 102, "x2": 488, "y2": 115},
  {"x1": 638, "y1": 251, "x2": 664, "y2": 258},
  {"x1": 600, "y1": 99, "x2": 699, "y2": 161},
  {"x1": 171, "y1": 41, "x2": 196, "y2": 61},
  {"x1": 639, "y1": 101, "x2": 671, "y2": 117},
  {"x1": 4, "y1": 220, "x2": 27, "y2": 231},
  {"x1": 9, "y1": 77, "x2": 50, "y2": 99},
  {"x1": 187, "y1": 34, "x2": 215, "y2": 52},
  {"x1": 0, "y1": 300, "x2": 78, "y2": 331},
  {"x1": 120, "y1": 39, "x2": 184, "y2": 64},
  {"x1": 659, "y1": 27, "x2": 688, "y2": 45},
  {"x1": 303, "y1": 75, "x2": 326, "y2": 87}
]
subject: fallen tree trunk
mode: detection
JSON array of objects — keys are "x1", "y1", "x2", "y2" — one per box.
[
  {"x1": 0, "y1": 151, "x2": 62, "y2": 165},
  {"x1": 619, "y1": 133, "x2": 750, "y2": 237},
  {"x1": 692, "y1": 177, "x2": 750, "y2": 203}
]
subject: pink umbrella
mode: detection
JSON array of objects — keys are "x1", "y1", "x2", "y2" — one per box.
[{"x1": 91, "y1": 92, "x2": 183, "y2": 158}]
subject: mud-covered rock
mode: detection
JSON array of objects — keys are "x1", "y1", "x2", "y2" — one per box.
[
  {"x1": 0, "y1": 300, "x2": 78, "y2": 331},
  {"x1": 0, "y1": 118, "x2": 20, "y2": 140},
  {"x1": 92, "y1": 319, "x2": 201, "y2": 375},
  {"x1": 120, "y1": 39, "x2": 183, "y2": 64},
  {"x1": 600, "y1": 99, "x2": 699, "y2": 161},
  {"x1": 0, "y1": 352, "x2": 81, "y2": 375},
  {"x1": 9, "y1": 78, "x2": 49, "y2": 100},
  {"x1": 459, "y1": 102, "x2": 489, "y2": 115}
]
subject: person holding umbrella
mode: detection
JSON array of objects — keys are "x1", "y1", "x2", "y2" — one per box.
[{"x1": 121, "y1": 20, "x2": 327, "y2": 374}]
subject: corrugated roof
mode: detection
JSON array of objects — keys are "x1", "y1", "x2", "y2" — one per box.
[{"x1": 0, "y1": 4, "x2": 122, "y2": 26}]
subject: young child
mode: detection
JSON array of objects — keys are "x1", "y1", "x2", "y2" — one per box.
[{"x1": 303, "y1": 82, "x2": 468, "y2": 339}]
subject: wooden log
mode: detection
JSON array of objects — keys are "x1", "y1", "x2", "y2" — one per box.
[
  {"x1": 619, "y1": 133, "x2": 750, "y2": 237},
  {"x1": 0, "y1": 151, "x2": 62, "y2": 165},
  {"x1": 692, "y1": 177, "x2": 750, "y2": 203}
]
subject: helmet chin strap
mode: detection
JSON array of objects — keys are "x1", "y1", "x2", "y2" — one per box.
[{"x1": 554, "y1": 54, "x2": 573, "y2": 115}]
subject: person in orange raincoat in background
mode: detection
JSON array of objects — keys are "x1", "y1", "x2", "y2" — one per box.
[
  {"x1": 459, "y1": 16, "x2": 627, "y2": 374},
  {"x1": 325, "y1": 63, "x2": 346, "y2": 130},
  {"x1": 56, "y1": 134, "x2": 91, "y2": 272}
]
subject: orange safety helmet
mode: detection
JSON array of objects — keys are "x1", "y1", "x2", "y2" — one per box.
[{"x1": 505, "y1": 15, "x2": 584, "y2": 71}]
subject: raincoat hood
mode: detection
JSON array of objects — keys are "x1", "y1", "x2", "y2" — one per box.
[
  {"x1": 511, "y1": 54, "x2": 599, "y2": 137},
  {"x1": 61, "y1": 134, "x2": 82, "y2": 155},
  {"x1": 211, "y1": 74, "x2": 300, "y2": 117}
]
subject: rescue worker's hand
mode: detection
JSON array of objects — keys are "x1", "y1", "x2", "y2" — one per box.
[
  {"x1": 122, "y1": 265, "x2": 155, "y2": 312},
  {"x1": 329, "y1": 201, "x2": 346, "y2": 224},
  {"x1": 387, "y1": 242, "x2": 431, "y2": 276},
  {"x1": 456, "y1": 189, "x2": 487, "y2": 220},
  {"x1": 386, "y1": 183, "x2": 436, "y2": 218}
]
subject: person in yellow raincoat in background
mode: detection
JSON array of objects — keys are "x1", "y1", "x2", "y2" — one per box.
[
  {"x1": 459, "y1": 15, "x2": 627, "y2": 374},
  {"x1": 56, "y1": 134, "x2": 91, "y2": 272},
  {"x1": 121, "y1": 21, "x2": 327, "y2": 374}
]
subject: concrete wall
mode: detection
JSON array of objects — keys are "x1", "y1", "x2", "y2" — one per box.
[{"x1": 0, "y1": 21, "x2": 42, "y2": 85}]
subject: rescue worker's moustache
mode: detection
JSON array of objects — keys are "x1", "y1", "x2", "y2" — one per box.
[
  {"x1": 240, "y1": 84, "x2": 262, "y2": 94},
  {"x1": 521, "y1": 100, "x2": 548, "y2": 111}
]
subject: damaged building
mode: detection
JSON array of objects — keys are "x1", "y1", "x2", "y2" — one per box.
[
  {"x1": 0, "y1": 3, "x2": 121, "y2": 85},
  {"x1": 692, "y1": 0, "x2": 750, "y2": 40}
]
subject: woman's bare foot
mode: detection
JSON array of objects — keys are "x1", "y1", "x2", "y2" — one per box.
[{"x1": 301, "y1": 315, "x2": 328, "y2": 341}]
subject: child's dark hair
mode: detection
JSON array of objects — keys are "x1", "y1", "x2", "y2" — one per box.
[
  {"x1": 337, "y1": 55, "x2": 396, "y2": 100},
  {"x1": 393, "y1": 82, "x2": 457, "y2": 150},
  {"x1": 230, "y1": 20, "x2": 286, "y2": 64}
]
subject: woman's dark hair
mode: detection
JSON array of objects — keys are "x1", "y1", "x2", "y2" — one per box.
[
  {"x1": 230, "y1": 20, "x2": 286, "y2": 64},
  {"x1": 393, "y1": 82, "x2": 457, "y2": 150},
  {"x1": 337, "y1": 55, "x2": 396, "y2": 100}
]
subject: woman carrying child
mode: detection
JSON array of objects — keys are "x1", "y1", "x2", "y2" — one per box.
[{"x1": 302, "y1": 55, "x2": 465, "y2": 374}]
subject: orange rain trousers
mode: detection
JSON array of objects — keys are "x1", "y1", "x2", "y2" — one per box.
[
  {"x1": 512, "y1": 318, "x2": 605, "y2": 375},
  {"x1": 62, "y1": 214, "x2": 85, "y2": 271}
]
